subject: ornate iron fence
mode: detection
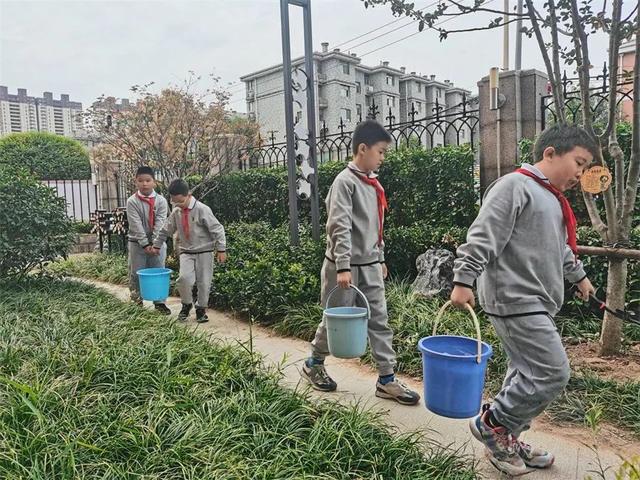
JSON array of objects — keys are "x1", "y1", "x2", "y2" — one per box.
[
  {"x1": 541, "y1": 63, "x2": 635, "y2": 129},
  {"x1": 239, "y1": 95, "x2": 479, "y2": 170}
]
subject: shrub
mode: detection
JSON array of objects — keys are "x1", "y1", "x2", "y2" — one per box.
[
  {"x1": 202, "y1": 145, "x2": 477, "y2": 229},
  {"x1": 0, "y1": 132, "x2": 91, "y2": 180},
  {"x1": 0, "y1": 169, "x2": 74, "y2": 277}
]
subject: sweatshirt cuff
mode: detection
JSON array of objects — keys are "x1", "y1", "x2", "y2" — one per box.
[
  {"x1": 138, "y1": 239, "x2": 150, "y2": 248},
  {"x1": 453, "y1": 281, "x2": 474, "y2": 289},
  {"x1": 566, "y1": 268, "x2": 588, "y2": 285},
  {"x1": 335, "y1": 259, "x2": 351, "y2": 271},
  {"x1": 453, "y1": 272, "x2": 477, "y2": 288}
]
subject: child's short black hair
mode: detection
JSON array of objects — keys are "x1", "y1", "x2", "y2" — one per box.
[
  {"x1": 352, "y1": 120, "x2": 392, "y2": 155},
  {"x1": 168, "y1": 179, "x2": 190, "y2": 196},
  {"x1": 135, "y1": 166, "x2": 155, "y2": 178},
  {"x1": 533, "y1": 123, "x2": 598, "y2": 162}
]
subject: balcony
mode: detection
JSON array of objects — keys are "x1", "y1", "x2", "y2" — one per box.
[
  {"x1": 317, "y1": 73, "x2": 327, "y2": 83},
  {"x1": 365, "y1": 85, "x2": 374, "y2": 95},
  {"x1": 318, "y1": 97, "x2": 328, "y2": 108}
]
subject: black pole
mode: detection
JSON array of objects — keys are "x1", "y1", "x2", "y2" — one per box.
[{"x1": 280, "y1": 0, "x2": 299, "y2": 245}]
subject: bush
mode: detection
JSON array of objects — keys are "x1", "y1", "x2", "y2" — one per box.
[
  {"x1": 0, "y1": 169, "x2": 74, "y2": 277},
  {"x1": 202, "y1": 145, "x2": 477, "y2": 229},
  {"x1": 0, "y1": 132, "x2": 91, "y2": 180},
  {"x1": 211, "y1": 221, "x2": 468, "y2": 318},
  {"x1": 72, "y1": 221, "x2": 94, "y2": 234},
  {"x1": 210, "y1": 223, "x2": 324, "y2": 320}
]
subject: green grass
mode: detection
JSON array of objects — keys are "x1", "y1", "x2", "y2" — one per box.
[
  {"x1": 50, "y1": 253, "x2": 640, "y2": 436},
  {"x1": 0, "y1": 278, "x2": 477, "y2": 479},
  {"x1": 48, "y1": 253, "x2": 129, "y2": 285}
]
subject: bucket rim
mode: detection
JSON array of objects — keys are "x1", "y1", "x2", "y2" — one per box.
[
  {"x1": 418, "y1": 334, "x2": 493, "y2": 360},
  {"x1": 324, "y1": 306, "x2": 368, "y2": 319},
  {"x1": 137, "y1": 268, "x2": 173, "y2": 276}
]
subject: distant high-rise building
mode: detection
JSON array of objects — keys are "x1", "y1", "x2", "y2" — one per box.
[{"x1": 0, "y1": 86, "x2": 85, "y2": 138}]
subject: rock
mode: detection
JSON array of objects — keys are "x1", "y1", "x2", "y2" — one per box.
[{"x1": 411, "y1": 249, "x2": 455, "y2": 299}]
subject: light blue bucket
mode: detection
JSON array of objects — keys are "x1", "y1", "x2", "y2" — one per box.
[
  {"x1": 137, "y1": 268, "x2": 172, "y2": 301},
  {"x1": 418, "y1": 301, "x2": 493, "y2": 419},
  {"x1": 324, "y1": 285, "x2": 370, "y2": 359}
]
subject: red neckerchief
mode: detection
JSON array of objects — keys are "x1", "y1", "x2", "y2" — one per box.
[
  {"x1": 350, "y1": 169, "x2": 388, "y2": 246},
  {"x1": 516, "y1": 168, "x2": 578, "y2": 258},
  {"x1": 136, "y1": 192, "x2": 155, "y2": 228}
]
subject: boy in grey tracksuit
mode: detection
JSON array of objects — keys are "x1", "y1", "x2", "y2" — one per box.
[
  {"x1": 450, "y1": 123, "x2": 597, "y2": 476},
  {"x1": 153, "y1": 179, "x2": 226, "y2": 323},
  {"x1": 126, "y1": 166, "x2": 171, "y2": 314},
  {"x1": 302, "y1": 120, "x2": 420, "y2": 406}
]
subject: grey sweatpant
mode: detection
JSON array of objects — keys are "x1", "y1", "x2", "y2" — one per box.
[
  {"x1": 489, "y1": 313, "x2": 570, "y2": 436},
  {"x1": 177, "y1": 252, "x2": 214, "y2": 308},
  {"x1": 128, "y1": 243, "x2": 167, "y2": 303},
  {"x1": 310, "y1": 259, "x2": 397, "y2": 376}
]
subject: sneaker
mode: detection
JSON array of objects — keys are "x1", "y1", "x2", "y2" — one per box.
[
  {"x1": 195, "y1": 307, "x2": 209, "y2": 323},
  {"x1": 301, "y1": 362, "x2": 337, "y2": 392},
  {"x1": 178, "y1": 303, "x2": 192, "y2": 322},
  {"x1": 469, "y1": 404, "x2": 528, "y2": 476},
  {"x1": 375, "y1": 379, "x2": 420, "y2": 406},
  {"x1": 516, "y1": 439, "x2": 554, "y2": 469},
  {"x1": 154, "y1": 303, "x2": 172, "y2": 316}
]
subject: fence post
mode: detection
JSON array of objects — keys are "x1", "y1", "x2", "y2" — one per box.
[{"x1": 477, "y1": 69, "x2": 548, "y2": 194}]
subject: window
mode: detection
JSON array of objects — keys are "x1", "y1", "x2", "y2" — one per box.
[
  {"x1": 366, "y1": 96, "x2": 372, "y2": 106},
  {"x1": 340, "y1": 86, "x2": 350, "y2": 98},
  {"x1": 437, "y1": 89, "x2": 443, "y2": 99},
  {"x1": 417, "y1": 83, "x2": 422, "y2": 93},
  {"x1": 248, "y1": 102, "x2": 254, "y2": 113},
  {"x1": 386, "y1": 75, "x2": 395, "y2": 86},
  {"x1": 416, "y1": 101, "x2": 422, "y2": 113},
  {"x1": 355, "y1": 81, "x2": 361, "y2": 94},
  {"x1": 340, "y1": 108, "x2": 352, "y2": 122},
  {"x1": 387, "y1": 96, "x2": 395, "y2": 107},
  {"x1": 356, "y1": 104, "x2": 362, "y2": 118},
  {"x1": 364, "y1": 74, "x2": 371, "y2": 86},
  {"x1": 342, "y1": 62, "x2": 350, "y2": 75},
  {"x1": 294, "y1": 110, "x2": 302, "y2": 124}
]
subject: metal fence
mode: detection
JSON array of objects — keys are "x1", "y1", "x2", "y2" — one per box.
[
  {"x1": 42, "y1": 179, "x2": 99, "y2": 222},
  {"x1": 541, "y1": 63, "x2": 635, "y2": 129},
  {"x1": 239, "y1": 96, "x2": 479, "y2": 170}
]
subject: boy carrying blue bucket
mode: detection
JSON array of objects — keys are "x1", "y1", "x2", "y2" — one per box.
[
  {"x1": 152, "y1": 179, "x2": 226, "y2": 323},
  {"x1": 451, "y1": 123, "x2": 597, "y2": 475},
  {"x1": 126, "y1": 166, "x2": 171, "y2": 315},
  {"x1": 302, "y1": 120, "x2": 420, "y2": 406}
]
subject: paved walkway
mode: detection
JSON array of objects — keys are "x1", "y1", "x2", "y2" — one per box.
[{"x1": 86, "y1": 278, "x2": 639, "y2": 479}]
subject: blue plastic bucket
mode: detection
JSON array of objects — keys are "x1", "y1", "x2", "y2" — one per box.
[
  {"x1": 137, "y1": 268, "x2": 172, "y2": 301},
  {"x1": 418, "y1": 302, "x2": 493, "y2": 419},
  {"x1": 324, "y1": 285, "x2": 370, "y2": 359}
]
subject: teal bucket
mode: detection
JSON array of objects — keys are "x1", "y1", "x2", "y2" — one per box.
[
  {"x1": 418, "y1": 301, "x2": 493, "y2": 419},
  {"x1": 137, "y1": 268, "x2": 172, "y2": 301},
  {"x1": 324, "y1": 285, "x2": 370, "y2": 359}
]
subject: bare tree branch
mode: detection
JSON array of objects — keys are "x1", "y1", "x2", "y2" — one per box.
[
  {"x1": 548, "y1": 0, "x2": 567, "y2": 121},
  {"x1": 525, "y1": 0, "x2": 565, "y2": 121},
  {"x1": 601, "y1": 0, "x2": 623, "y2": 141}
]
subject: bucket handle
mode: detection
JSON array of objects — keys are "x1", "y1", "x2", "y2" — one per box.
[
  {"x1": 325, "y1": 284, "x2": 371, "y2": 320},
  {"x1": 433, "y1": 301, "x2": 483, "y2": 364}
]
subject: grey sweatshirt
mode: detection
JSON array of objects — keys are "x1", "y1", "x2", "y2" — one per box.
[
  {"x1": 126, "y1": 191, "x2": 168, "y2": 248},
  {"x1": 153, "y1": 197, "x2": 226, "y2": 254},
  {"x1": 325, "y1": 162, "x2": 385, "y2": 271},
  {"x1": 453, "y1": 163, "x2": 586, "y2": 317}
]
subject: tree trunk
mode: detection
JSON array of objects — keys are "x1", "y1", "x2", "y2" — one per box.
[{"x1": 599, "y1": 257, "x2": 628, "y2": 356}]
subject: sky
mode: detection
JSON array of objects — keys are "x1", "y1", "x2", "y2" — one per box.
[{"x1": 0, "y1": 0, "x2": 622, "y2": 112}]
